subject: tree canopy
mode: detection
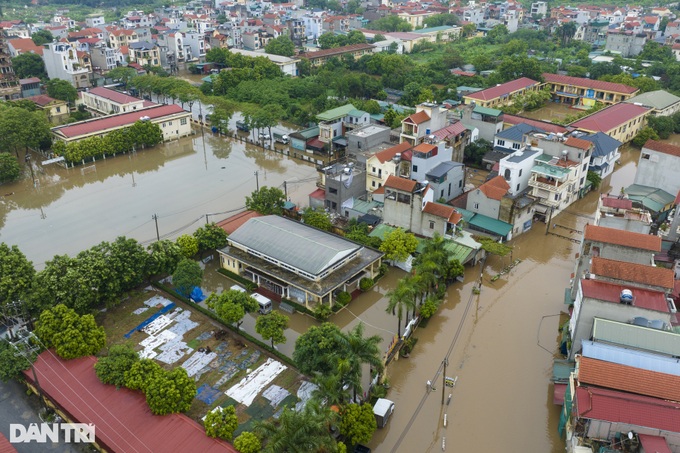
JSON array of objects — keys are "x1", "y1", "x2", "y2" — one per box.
[
  {"x1": 302, "y1": 208, "x2": 332, "y2": 231},
  {"x1": 245, "y1": 186, "x2": 286, "y2": 215},
  {"x1": 379, "y1": 228, "x2": 418, "y2": 262},
  {"x1": 94, "y1": 343, "x2": 139, "y2": 387},
  {"x1": 255, "y1": 311, "x2": 288, "y2": 348},
  {"x1": 193, "y1": 223, "x2": 228, "y2": 252},
  {"x1": 339, "y1": 403, "x2": 377, "y2": 446},
  {"x1": 11, "y1": 53, "x2": 47, "y2": 79},
  {"x1": 0, "y1": 153, "x2": 21, "y2": 183},
  {"x1": 265, "y1": 35, "x2": 295, "y2": 57},
  {"x1": 46, "y1": 79, "x2": 78, "y2": 103},
  {"x1": 35, "y1": 304, "x2": 106, "y2": 360},
  {"x1": 204, "y1": 406, "x2": 238, "y2": 441},
  {"x1": 172, "y1": 259, "x2": 203, "y2": 297},
  {"x1": 206, "y1": 289, "x2": 258, "y2": 330}
]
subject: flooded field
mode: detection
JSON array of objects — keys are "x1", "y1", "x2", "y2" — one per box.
[{"x1": 521, "y1": 102, "x2": 577, "y2": 122}]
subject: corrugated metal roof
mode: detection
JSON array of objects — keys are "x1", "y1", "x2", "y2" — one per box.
[
  {"x1": 317, "y1": 104, "x2": 356, "y2": 121},
  {"x1": 592, "y1": 318, "x2": 680, "y2": 356},
  {"x1": 24, "y1": 352, "x2": 236, "y2": 453},
  {"x1": 570, "y1": 103, "x2": 649, "y2": 133},
  {"x1": 368, "y1": 223, "x2": 396, "y2": 240},
  {"x1": 584, "y1": 224, "x2": 661, "y2": 251},
  {"x1": 469, "y1": 214, "x2": 512, "y2": 236},
  {"x1": 582, "y1": 340, "x2": 680, "y2": 376},
  {"x1": 227, "y1": 215, "x2": 361, "y2": 276},
  {"x1": 465, "y1": 77, "x2": 540, "y2": 102},
  {"x1": 624, "y1": 90, "x2": 680, "y2": 110},
  {"x1": 496, "y1": 123, "x2": 543, "y2": 141},
  {"x1": 625, "y1": 184, "x2": 675, "y2": 213},
  {"x1": 639, "y1": 434, "x2": 672, "y2": 453},
  {"x1": 581, "y1": 132, "x2": 621, "y2": 158}
]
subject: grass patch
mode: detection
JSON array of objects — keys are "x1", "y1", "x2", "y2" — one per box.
[{"x1": 186, "y1": 339, "x2": 200, "y2": 349}]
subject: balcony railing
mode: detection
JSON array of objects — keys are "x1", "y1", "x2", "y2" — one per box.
[{"x1": 529, "y1": 176, "x2": 564, "y2": 192}]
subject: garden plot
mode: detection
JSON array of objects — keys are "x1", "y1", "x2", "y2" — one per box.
[
  {"x1": 135, "y1": 307, "x2": 199, "y2": 365},
  {"x1": 226, "y1": 358, "x2": 287, "y2": 406}
]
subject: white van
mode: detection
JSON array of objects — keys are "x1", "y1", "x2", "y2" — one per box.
[{"x1": 251, "y1": 293, "x2": 273, "y2": 315}]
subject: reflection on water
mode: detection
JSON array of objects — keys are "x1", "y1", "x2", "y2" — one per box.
[{"x1": 0, "y1": 133, "x2": 318, "y2": 267}]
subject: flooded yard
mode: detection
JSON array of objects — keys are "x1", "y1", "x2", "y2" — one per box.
[{"x1": 521, "y1": 102, "x2": 579, "y2": 123}]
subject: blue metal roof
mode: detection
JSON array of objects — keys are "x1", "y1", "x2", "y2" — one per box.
[
  {"x1": 582, "y1": 132, "x2": 621, "y2": 158},
  {"x1": 582, "y1": 340, "x2": 680, "y2": 376},
  {"x1": 495, "y1": 123, "x2": 543, "y2": 142}
]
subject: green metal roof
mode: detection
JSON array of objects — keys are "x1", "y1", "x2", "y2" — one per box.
[
  {"x1": 592, "y1": 318, "x2": 680, "y2": 356},
  {"x1": 450, "y1": 207, "x2": 475, "y2": 224},
  {"x1": 532, "y1": 162, "x2": 571, "y2": 179},
  {"x1": 468, "y1": 215, "x2": 513, "y2": 236},
  {"x1": 412, "y1": 25, "x2": 459, "y2": 33},
  {"x1": 348, "y1": 109, "x2": 367, "y2": 118},
  {"x1": 624, "y1": 90, "x2": 680, "y2": 110},
  {"x1": 350, "y1": 199, "x2": 383, "y2": 215},
  {"x1": 201, "y1": 75, "x2": 214, "y2": 83},
  {"x1": 473, "y1": 106, "x2": 502, "y2": 117},
  {"x1": 368, "y1": 223, "x2": 397, "y2": 240},
  {"x1": 291, "y1": 126, "x2": 320, "y2": 140},
  {"x1": 625, "y1": 184, "x2": 675, "y2": 213},
  {"x1": 412, "y1": 237, "x2": 473, "y2": 264},
  {"x1": 317, "y1": 104, "x2": 357, "y2": 121}
]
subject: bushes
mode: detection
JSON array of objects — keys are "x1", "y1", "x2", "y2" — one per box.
[
  {"x1": 359, "y1": 277, "x2": 374, "y2": 292},
  {"x1": 336, "y1": 291, "x2": 352, "y2": 306},
  {"x1": 313, "y1": 304, "x2": 332, "y2": 321},
  {"x1": 217, "y1": 268, "x2": 258, "y2": 291}
]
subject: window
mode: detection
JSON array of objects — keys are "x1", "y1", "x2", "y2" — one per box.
[
  {"x1": 397, "y1": 193, "x2": 411, "y2": 204},
  {"x1": 413, "y1": 165, "x2": 418, "y2": 172},
  {"x1": 582, "y1": 163, "x2": 587, "y2": 171},
  {"x1": 474, "y1": 202, "x2": 479, "y2": 209},
  {"x1": 162, "y1": 122, "x2": 166, "y2": 127},
  {"x1": 497, "y1": 139, "x2": 506, "y2": 147},
  {"x1": 429, "y1": 220, "x2": 435, "y2": 229},
  {"x1": 458, "y1": 180, "x2": 462, "y2": 188},
  {"x1": 180, "y1": 118, "x2": 187, "y2": 125},
  {"x1": 516, "y1": 183, "x2": 520, "y2": 191},
  {"x1": 329, "y1": 187, "x2": 338, "y2": 194},
  {"x1": 554, "y1": 193, "x2": 560, "y2": 201},
  {"x1": 512, "y1": 143, "x2": 521, "y2": 150},
  {"x1": 504, "y1": 169, "x2": 511, "y2": 179},
  {"x1": 519, "y1": 169, "x2": 522, "y2": 177},
  {"x1": 580, "y1": 177, "x2": 585, "y2": 186},
  {"x1": 372, "y1": 166, "x2": 376, "y2": 173},
  {"x1": 641, "y1": 153, "x2": 651, "y2": 160},
  {"x1": 440, "y1": 190, "x2": 444, "y2": 198},
  {"x1": 372, "y1": 180, "x2": 376, "y2": 187}
]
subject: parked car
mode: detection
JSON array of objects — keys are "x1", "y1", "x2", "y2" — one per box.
[{"x1": 259, "y1": 132, "x2": 271, "y2": 141}]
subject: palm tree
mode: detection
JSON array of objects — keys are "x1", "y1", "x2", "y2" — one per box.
[
  {"x1": 311, "y1": 371, "x2": 350, "y2": 407},
  {"x1": 254, "y1": 400, "x2": 337, "y2": 453},
  {"x1": 338, "y1": 322, "x2": 384, "y2": 402},
  {"x1": 386, "y1": 278, "x2": 417, "y2": 337}
]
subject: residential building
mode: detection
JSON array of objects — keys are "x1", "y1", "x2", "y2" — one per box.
[
  {"x1": 366, "y1": 141, "x2": 413, "y2": 191},
  {"x1": 594, "y1": 195, "x2": 652, "y2": 234},
  {"x1": 541, "y1": 73, "x2": 638, "y2": 107},
  {"x1": 217, "y1": 215, "x2": 383, "y2": 307},
  {"x1": 318, "y1": 161, "x2": 367, "y2": 215},
  {"x1": 128, "y1": 41, "x2": 161, "y2": 67},
  {"x1": 288, "y1": 18, "x2": 306, "y2": 45},
  {"x1": 371, "y1": 38, "x2": 404, "y2": 54},
  {"x1": 42, "y1": 42, "x2": 91, "y2": 89},
  {"x1": 431, "y1": 121, "x2": 470, "y2": 163},
  {"x1": 588, "y1": 256, "x2": 675, "y2": 294},
  {"x1": 382, "y1": 32, "x2": 430, "y2": 53},
  {"x1": 581, "y1": 132, "x2": 621, "y2": 179},
  {"x1": 85, "y1": 15, "x2": 105, "y2": 28},
  {"x1": 623, "y1": 90, "x2": 680, "y2": 117},
  {"x1": 460, "y1": 105, "x2": 504, "y2": 142},
  {"x1": 301, "y1": 14, "x2": 323, "y2": 42},
  {"x1": 51, "y1": 104, "x2": 192, "y2": 144},
  {"x1": 298, "y1": 43, "x2": 374, "y2": 67},
  {"x1": 322, "y1": 15, "x2": 349, "y2": 33},
  {"x1": 400, "y1": 102, "x2": 449, "y2": 146},
  {"x1": 530, "y1": 2, "x2": 547, "y2": 17},
  {"x1": 346, "y1": 124, "x2": 391, "y2": 159},
  {"x1": 90, "y1": 45, "x2": 123, "y2": 72},
  {"x1": 604, "y1": 30, "x2": 646, "y2": 57},
  {"x1": 7, "y1": 38, "x2": 43, "y2": 57},
  {"x1": 466, "y1": 175, "x2": 510, "y2": 221},
  {"x1": 396, "y1": 10, "x2": 436, "y2": 29},
  {"x1": 570, "y1": 103, "x2": 650, "y2": 144},
  {"x1": 230, "y1": 49, "x2": 299, "y2": 76},
  {"x1": 19, "y1": 77, "x2": 40, "y2": 98},
  {"x1": 634, "y1": 140, "x2": 680, "y2": 198},
  {"x1": 499, "y1": 147, "x2": 542, "y2": 196},
  {"x1": 462, "y1": 77, "x2": 541, "y2": 108},
  {"x1": 81, "y1": 87, "x2": 146, "y2": 116},
  {"x1": 107, "y1": 28, "x2": 139, "y2": 50},
  {"x1": 382, "y1": 175, "x2": 464, "y2": 239},
  {"x1": 580, "y1": 20, "x2": 609, "y2": 47},
  {"x1": 183, "y1": 31, "x2": 206, "y2": 61},
  {"x1": 425, "y1": 161, "x2": 465, "y2": 202},
  {"x1": 317, "y1": 104, "x2": 370, "y2": 144},
  {"x1": 25, "y1": 94, "x2": 69, "y2": 124},
  {"x1": 410, "y1": 141, "x2": 451, "y2": 182}
]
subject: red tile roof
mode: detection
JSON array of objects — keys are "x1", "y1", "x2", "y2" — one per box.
[
  {"x1": 385, "y1": 175, "x2": 417, "y2": 192},
  {"x1": 575, "y1": 386, "x2": 680, "y2": 432},
  {"x1": 543, "y1": 73, "x2": 639, "y2": 95},
  {"x1": 570, "y1": 103, "x2": 650, "y2": 133},
  {"x1": 643, "y1": 139, "x2": 680, "y2": 158},
  {"x1": 87, "y1": 86, "x2": 142, "y2": 105},
  {"x1": 584, "y1": 224, "x2": 661, "y2": 251},
  {"x1": 433, "y1": 122, "x2": 466, "y2": 140},
  {"x1": 309, "y1": 187, "x2": 325, "y2": 200},
  {"x1": 25, "y1": 94, "x2": 62, "y2": 107},
  {"x1": 374, "y1": 141, "x2": 413, "y2": 163},
  {"x1": 564, "y1": 136, "x2": 592, "y2": 150},
  {"x1": 478, "y1": 175, "x2": 509, "y2": 201},
  {"x1": 502, "y1": 114, "x2": 569, "y2": 134},
  {"x1": 53, "y1": 104, "x2": 187, "y2": 139},
  {"x1": 580, "y1": 278, "x2": 669, "y2": 312},
  {"x1": 19, "y1": 77, "x2": 40, "y2": 85},
  {"x1": 403, "y1": 110, "x2": 430, "y2": 125},
  {"x1": 298, "y1": 43, "x2": 374, "y2": 60},
  {"x1": 422, "y1": 202, "x2": 461, "y2": 223},
  {"x1": 216, "y1": 210, "x2": 263, "y2": 235},
  {"x1": 590, "y1": 257, "x2": 675, "y2": 290},
  {"x1": 601, "y1": 195, "x2": 633, "y2": 209},
  {"x1": 8, "y1": 37, "x2": 43, "y2": 55},
  {"x1": 413, "y1": 143, "x2": 437, "y2": 154},
  {"x1": 24, "y1": 351, "x2": 237, "y2": 453},
  {"x1": 638, "y1": 435, "x2": 671, "y2": 453},
  {"x1": 373, "y1": 185, "x2": 385, "y2": 195},
  {"x1": 465, "y1": 77, "x2": 540, "y2": 102},
  {"x1": 578, "y1": 357, "x2": 680, "y2": 402}
]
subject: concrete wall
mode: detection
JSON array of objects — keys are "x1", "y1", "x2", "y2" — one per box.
[
  {"x1": 635, "y1": 147, "x2": 680, "y2": 197},
  {"x1": 428, "y1": 165, "x2": 465, "y2": 202},
  {"x1": 467, "y1": 188, "x2": 501, "y2": 219}
]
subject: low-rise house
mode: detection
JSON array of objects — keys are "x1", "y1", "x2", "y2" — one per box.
[
  {"x1": 425, "y1": 161, "x2": 465, "y2": 202},
  {"x1": 635, "y1": 140, "x2": 680, "y2": 199},
  {"x1": 298, "y1": 43, "x2": 374, "y2": 67},
  {"x1": 542, "y1": 73, "x2": 638, "y2": 107},
  {"x1": 462, "y1": 77, "x2": 542, "y2": 108},
  {"x1": 570, "y1": 102, "x2": 650, "y2": 144},
  {"x1": 128, "y1": 41, "x2": 161, "y2": 67},
  {"x1": 218, "y1": 215, "x2": 383, "y2": 307},
  {"x1": 90, "y1": 45, "x2": 124, "y2": 72},
  {"x1": 466, "y1": 175, "x2": 510, "y2": 223},
  {"x1": 594, "y1": 195, "x2": 653, "y2": 234},
  {"x1": 51, "y1": 104, "x2": 192, "y2": 144},
  {"x1": 7, "y1": 37, "x2": 43, "y2": 56},
  {"x1": 365, "y1": 141, "x2": 412, "y2": 192},
  {"x1": 623, "y1": 90, "x2": 680, "y2": 117},
  {"x1": 24, "y1": 94, "x2": 69, "y2": 124},
  {"x1": 581, "y1": 132, "x2": 621, "y2": 179},
  {"x1": 318, "y1": 161, "x2": 367, "y2": 216},
  {"x1": 460, "y1": 105, "x2": 504, "y2": 143},
  {"x1": 410, "y1": 25, "x2": 461, "y2": 42},
  {"x1": 589, "y1": 256, "x2": 675, "y2": 294},
  {"x1": 107, "y1": 28, "x2": 139, "y2": 50},
  {"x1": 19, "y1": 77, "x2": 40, "y2": 98},
  {"x1": 81, "y1": 87, "x2": 146, "y2": 116},
  {"x1": 431, "y1": 121, "x2": 469, "y2": 163},
  {"x1": 317, "y1": 104, "x2": 370, "y2": 144},
  {"x1": 400, "y1": 102, "x2": 449, "y2": 146},
  {"x1": 346, "y1": 124, "x2": 391, "y2": 160}
]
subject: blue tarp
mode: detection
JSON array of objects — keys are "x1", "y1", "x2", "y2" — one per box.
[
  {"x1": 190, "y1": 286, "x2": 205, "y2": 302},
  {"x1": 123, "y1": 303, "x2": 176, "y2": 338},
  {"x1": 196, "y1": 384, "x2": 222, "y2": 405}
]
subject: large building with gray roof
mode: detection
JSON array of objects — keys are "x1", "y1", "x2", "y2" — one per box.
[
  {"x1": 624, "y1": 89, "x2": 680, "y2": 116},
  {"x1": 218, "y1": 216, "x2": 383, "y2": 308}
]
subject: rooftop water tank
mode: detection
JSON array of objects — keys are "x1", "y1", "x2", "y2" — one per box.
[
  {"x1": 632, "y1": 317, "x2": 649, "y2": 327},
  {"x1": 620, "y1": 289, "x2": 633, "y2": 305}
]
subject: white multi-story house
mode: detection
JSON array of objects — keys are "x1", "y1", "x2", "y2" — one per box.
[
  {"x1": 582, "y1": 132, "x2": 621, "y2": 179},
  {"x1": 317, "y1": 104, "x2": 370, "y2": 144},
  {"x1": 81, "y1": 87, "x2": 145, "y2": 115},
  {"x1": 85, "y1": 15, "x2": 105, "y2": 28},
  {"x1": 635, "y1": 140, "x2": 680, "y2": 198},
  {"x1": 42, "y1": 42, "x2": 91, "y2": 89},
  {"x1": 302, "y1": 14, "x2": 323, "y2": 42},
  {"x1": 400, "y1": 102, "x2": 448, "y2": 146},
  {"x1": 183, "y1": 31, "x2": 206, "y2": 60}
]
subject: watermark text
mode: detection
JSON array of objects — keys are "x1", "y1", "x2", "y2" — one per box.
[{"x1": 10, "y1": 423, "x2": 95, "y2": 443}]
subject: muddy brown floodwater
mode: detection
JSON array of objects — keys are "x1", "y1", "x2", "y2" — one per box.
[{"x1": 0, "y1": 132, "x2": 318, "y2": 267}]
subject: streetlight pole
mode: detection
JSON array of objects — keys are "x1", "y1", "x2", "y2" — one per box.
[{"x1": 254, "y1": 171, "x2": 259, "y2": 191}]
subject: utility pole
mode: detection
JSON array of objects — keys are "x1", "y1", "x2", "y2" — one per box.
[
  {"x1": 152, "y1": 214, "x2": 160, "y2": 241},
  {"x1": 254, "y1": 171, "x2": 259, "y2": 191},
  {"x1": 442, "y1": 358, "x2": 448, "y2": 405},
  {"x1": 283, "y1": 181, "x2": 287, "y2": 200},
  {"x1": 205, "y1": 214, "x2": 209, "y2": 225},
  {"x1": 545, "y1": 206, "x2": 555, "y2": 235}
]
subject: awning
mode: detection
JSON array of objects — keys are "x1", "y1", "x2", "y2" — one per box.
[
  {"x1": 309, "y1": 188, "x2": 325, "y2": 200},
  {"x1": 307, "y1": 138, "x2": 325, "y2": 150},
  {"x1": 553, "y1": 383, "x2": 567, "y2": 405},
  {"x1": 638, "y1": 434, "x2": 671, "y2": 453},
  {"x1": 358, "y1": 214, "x2": 381, "y2": 226}
]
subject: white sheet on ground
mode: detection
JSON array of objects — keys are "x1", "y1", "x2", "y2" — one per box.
[{"x1": 226, "y1": 358, "x2": 287, "y2": 407}]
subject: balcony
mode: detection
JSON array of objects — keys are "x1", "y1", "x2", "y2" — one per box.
[{"x1": 529, "y1": 176, "x2": 565, "y2": 192}]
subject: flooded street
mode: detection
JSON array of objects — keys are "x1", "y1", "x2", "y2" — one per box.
[{"x1": 0, "y1": 131, "x2": 318, "y2": 267}]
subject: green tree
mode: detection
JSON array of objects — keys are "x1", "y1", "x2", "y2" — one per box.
[
  {"x1": 311, "y1": 371, "x2": 351, "y2": 407},
  {"x1": 0, "y1": 106, "x2": 52, "y2": 154},
  {"x1": 204, "y1": 406, "x2": 238, "y2": 440},
  {"x1": 172, "y1": 259, "x2": 203, "y2": 297},
  {"x1": 486, "y1": 24, "x2": 509, "y2": 44},
  {"x1": 588, "y1": 62, "x2": 622, "y2": 79},
  {"x1": 632, "y1": 127, "x2": 659, "y2": 148},
  {"x1": 423, "y1": 13, "x2": 459, "y2": 27},
  {"x1": 245, "y1": 186, "x2": 286, "y2": 215},
  {"x1": 176, "y1": 234, "x2": 199, "y2": 258},
  {"x1": 0, "y1": 339, "x2": 33, "y2": 382},
  {"x1": 31, "y1": 29, "x2": 54, "y2": 46},
  {"x1": 94, "y1": 344, "x2": 139, "y2": 387},
  {"x1": 370, "y1": 16, "x2": 412, "y2": 32},
  {"x1": 46, "y1": 79, "x2": 78, "y2": 104},
  {"x1": 475, "y1": 236, "x2": 513, "y2": 257},
  {"x1": 147, "y1": 240, "x2": 184, "y2": 276},
  {"x1": 462, "y1": 23, "x2": 477, "y2": 37},
  {"x1": 339, "y1": 403, "x2": 377, "y2": 446},
  {"x1": 647, "y1": 115, "x2": 674, "y2": 139},
  {"x1": 338, "y1": 322, "x2": 383, "y2": 401},
  {"x1": 555, "y1": 21, "x2": 577, "y2": 47},
  {"x1": 145, "y1": 367, "x2": 196, "y2": 415},
  {"x1": 193, "y1": 223, "x2": 228, "y2": 252},
  {"x1": 106, "y1": 66, "x2": 138, "y2": 87},
  {"x1": 206, "y1": 289, "x2": 258, "y2": 331},
  {"x1": 586, "y1": 171, "x2": 602, "y2": 190},
  {"x1": 255, "y1": 311, "x2": 288, "y2": 349},
  {"x1": 35, "y1": 304, "x2": 106, "y2": 360},
  {"x1": 294, "y1": 322, "x2": 346, "y2": 376},
  {"x1": 302, "y1": 208, "x2": 332, "y2": 231},
  {"x1": 464, "y1": 139, "x2": 492, "y2": 167},
  {"x1": 0, "y1": 152, "x2": 21, "y2": 184},
  {"x1": 234, "y1": 432, "x2": 261, "y2": 453},
  {"x1": 0, "y1": 243, "x2": 34, "y2": 311},
  {"x1": 11, "y1": 53, "x2": 47, "y2": 79},
  {"x1": 490, "y1": 56, "x2": 543, "y2": 83},
  {"x1": 124, "y1": 358, "x2": 163, "y2": 392},
  {"x1": 379, "y1": 228, "x2": 418, "y2": 262},
  {"x1": 385, "y1": 277, "x2": 417, "y2": 337},
  {"x1": 265, "y1": 35, "x2": 295, "y2": 57}
]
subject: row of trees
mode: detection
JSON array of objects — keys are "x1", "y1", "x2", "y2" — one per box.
[{"x1": 52, "y1": 120, "x2": 163, "y2": 164}]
